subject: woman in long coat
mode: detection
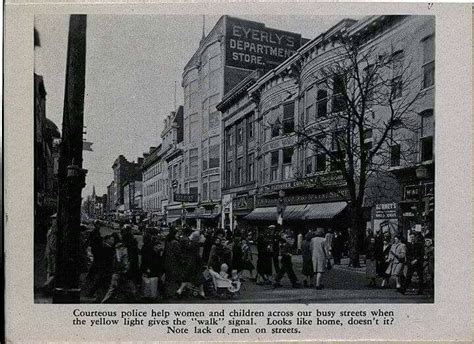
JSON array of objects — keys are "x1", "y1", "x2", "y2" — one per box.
[
  {"x1": 310, "y1": 228, "x2": 328, "y2": 289},
  {"x1": 176, "y1": 231, "x2": 206, "y2": 298},
  {"x1": 385, "y1": 235, "x2": 407, "y2": 291},
  {"x1": 163, "y1": 229, "x2": 183, "y2": 298},
  {"x1": 301, "y1": 232, "x2": 314, "y2": 287}
]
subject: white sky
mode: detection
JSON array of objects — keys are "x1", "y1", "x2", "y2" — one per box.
[{"x1": 34, "y1": 14, "x2": 356, "y2": 197}]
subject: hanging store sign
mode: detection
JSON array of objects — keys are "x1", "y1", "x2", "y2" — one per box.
[
  {"x1": 225, "y1": 17, "x2": 301, "y2": 70},
  {"x1": 374, "y1": 202, "x2": 398, "y2": 219},
  {"x1": 404, "y1": 182, "x2": 434, "y2": 201},
  {"x1": 174, "y1": 193, "x2": 198, "y2": 203}
]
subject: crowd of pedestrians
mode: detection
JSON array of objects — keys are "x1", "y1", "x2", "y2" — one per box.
[
  {"x1": 365, "y1": 229, "x2": 434, "y2": 294},
  {"x1": 41, "y1": 217, "x2": 434, "y2": 302}
]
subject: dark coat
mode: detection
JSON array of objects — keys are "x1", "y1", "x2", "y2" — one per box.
[
  {"x1": 164, "y1": 239, "x2": 183, "y2": 282},
  {"x1": 208, "y1": 244, "x2": 232, "y2": 272},
  {"x1": 182, "y1": 239, "x2": 203, "y2": 285},
  {"x1": 302, "y1": 240, "x2": 314, "y2": 276},
  {"x1": 122, "y1": 234, "x2": 140, "y2": 281},
  {"x1": 257, "y1": 237, "x2": 273, "y2": 276},
  {"x1": 141, "y1": 244, "x2": 164, "y2": 277}
]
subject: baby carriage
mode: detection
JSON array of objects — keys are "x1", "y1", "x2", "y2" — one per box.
[{"x1": 208, "y1": 269, "x2": 242, "y2": 299}]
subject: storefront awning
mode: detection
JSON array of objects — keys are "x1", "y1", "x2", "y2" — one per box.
[
  {"x1": 244, "y1": 207, "x2": 277, "y2": 221},
  {"x1": 303, "y1": 201, "x2": 347, "y2": 220},
  {"x1": 283, "y1": 204, "x2": 307, "y2": 220}
]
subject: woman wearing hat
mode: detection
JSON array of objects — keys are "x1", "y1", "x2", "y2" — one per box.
[
  {"x1": 310, "y1": 228, "x2": 329, "y2": 289},
  {"x1": 302, "y1": 231, "x2": 315, "y2": 287},
  {"x1": 385, "y1": 234, "x2": 407, "y2": 292}
]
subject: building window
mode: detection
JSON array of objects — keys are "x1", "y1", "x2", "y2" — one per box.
[
  {"x1": 420, "y1": 109, "x2": 434, "y2": 162},
  {"x1": 209, "y1": 111, "x2": 220, "y2": 129},
  {"x1": 390, "y1": 144, "x2": 401, "y2": 167},
  {"x1": 270, "y1": 151, "x2": 279, "y2": 181},
  {"x1": 282, "y1": 148, "x2": 293, "y2": 180},
  {"x1": 226, "y1": 160, "x2": 233, "y2": 187},
  {"x1": 202, "y1": 182, "x2": 208, "y2": 201},
  {"x1": 305, "y1": 153, "x2": 313, "y2": 175},
  {"x1": 422, "y1": 35, "x2": 435, "y2": 89},
  {"x1": 189, "y1": 113, "x2": 199, "y2": 141},
  {"x1": 247, "y1": 153, "x2": 254, "y2": 182},
  {"x1": 236, "y1": 157, "x2": 243, "y2": 185},
  {"x1": 332, "y1": 75, "x2": 346, "y2": 112},
  {"x1": 227, "y1": 130, "x2": 234, "y2": 148},
  {"x1": 247, "y1": 116, "x2": 254, "y2": 140},
  {"x1": 316, "y1": 88, "x2": 328, "y2": 117},
  {"x1": 209, "y1": 136, "x2": 220, "y2": 168},
  {"x1": 391, "y1": 50, "x2": 404, "y2": 99},
  {"x1": 173, "y1": 165, "x2": 177, "y2": 179},
  {"x1": 304, "y1": 86, "x2": 316, "y2": 123},
  {"x1": 316, "y1": 153, "x2": 326, "y2": 172},
  {"x1": 189, "y1": 148, "x2": 198, "y2": 177},
  {"x1": 421, "y1": 137, "x2": 433, "y2": 162},
  {"x1": 283, "y1": 102, "x2": 295, "y2": 134},
  {"x1": 271, "y1": 118, "x2": 280, "y2": 138},
  {"x1": 189, "y1": 186, "x2": 198, "y2": 196},
  {"x1": 189, "y1": 80, "x2": 199, "y2": 108},
  {"x1": 237, "y1": 124, "x2": 243, "y2": 145},
  {"x1": 209, "y1": 180, "x2": 219, "y2": 200}
]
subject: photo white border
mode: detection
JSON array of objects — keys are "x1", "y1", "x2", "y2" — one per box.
[{"x1": 4, "y1": 2, "x2": 473, "y2": 342}]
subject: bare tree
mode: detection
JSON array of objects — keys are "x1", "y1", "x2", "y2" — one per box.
[{"x1": 286, "y1": 34, "x2": 425, "y2": 267}]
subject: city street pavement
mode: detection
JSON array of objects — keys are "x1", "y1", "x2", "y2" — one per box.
[{"x1": 35, "y1": 225, "x2": 433, "y2": 304}]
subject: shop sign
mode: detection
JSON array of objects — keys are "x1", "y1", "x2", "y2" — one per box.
[
  {"x1": 260, "y1": 172, "x2": 346, "y2": 194},
  {"x1": 174, "y1": 193, "x2": 197, "y2": 203},
  {"x1": 256, "y1": 189, "x2": 348, "y2": 207},
  {"x1": 232, "y1": 195, "x2": 255, "y2": 210},
  {"x1": 225, "y1": 17, "x2": 301, "y2": 70},
  {"x1": 375, "y1": 203, "x2": 398, "y2": 219},
  {"x1": 404, "y1": 182, "x2": 435, "y2": 201}
]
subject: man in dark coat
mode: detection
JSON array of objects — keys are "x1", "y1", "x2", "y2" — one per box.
[
  {"x1": 91, "y1": 234, "x2": 116, "y2": 302},
  {"x1": 273, "y1": 237, "x2": 300, "y2": 288},
  {"x1": 401, "y1": 232, "x2": 425, "y2": 294},
  {"x1": 121, "y1": 225, "x2": 140, "y2": 284}
]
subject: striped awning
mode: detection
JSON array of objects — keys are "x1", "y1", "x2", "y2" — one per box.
[
  {"x1": 245, "y1": 202, "x2": 347, "y2": 221},
  {"x1": 303, "y1": 201, "x2": 347, "y2": 220},
  {"x1": 283, "y1": 204, "x2": 307, "y2": 220},
  {"x1": 244, "y1": 207, "x2": 277, "y2": 221}
]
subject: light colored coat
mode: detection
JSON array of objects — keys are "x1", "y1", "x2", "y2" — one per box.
[
  {"x1": 386, "y1": 242, "x2": 406, "y2": 276},
  {"x1": 310, "y1": 236, "x2": 328, "y2": 273}
]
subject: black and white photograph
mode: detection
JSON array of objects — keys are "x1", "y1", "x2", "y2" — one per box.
[{"x1": 34, "y1": 13, "x2": 436, "y2": 304}]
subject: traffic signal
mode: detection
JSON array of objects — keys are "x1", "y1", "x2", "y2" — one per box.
[{"x1": 424, "y1": 195, "x2": 434, "y2": 215}]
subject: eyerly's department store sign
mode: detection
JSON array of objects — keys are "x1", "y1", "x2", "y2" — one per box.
[{"x1": 225, "y1": 16, "x2": 302, "y2": 70}]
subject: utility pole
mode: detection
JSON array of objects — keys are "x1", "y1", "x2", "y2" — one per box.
[{"x1": 53, "y1": 15, "x2": 87, "y2": 303}]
